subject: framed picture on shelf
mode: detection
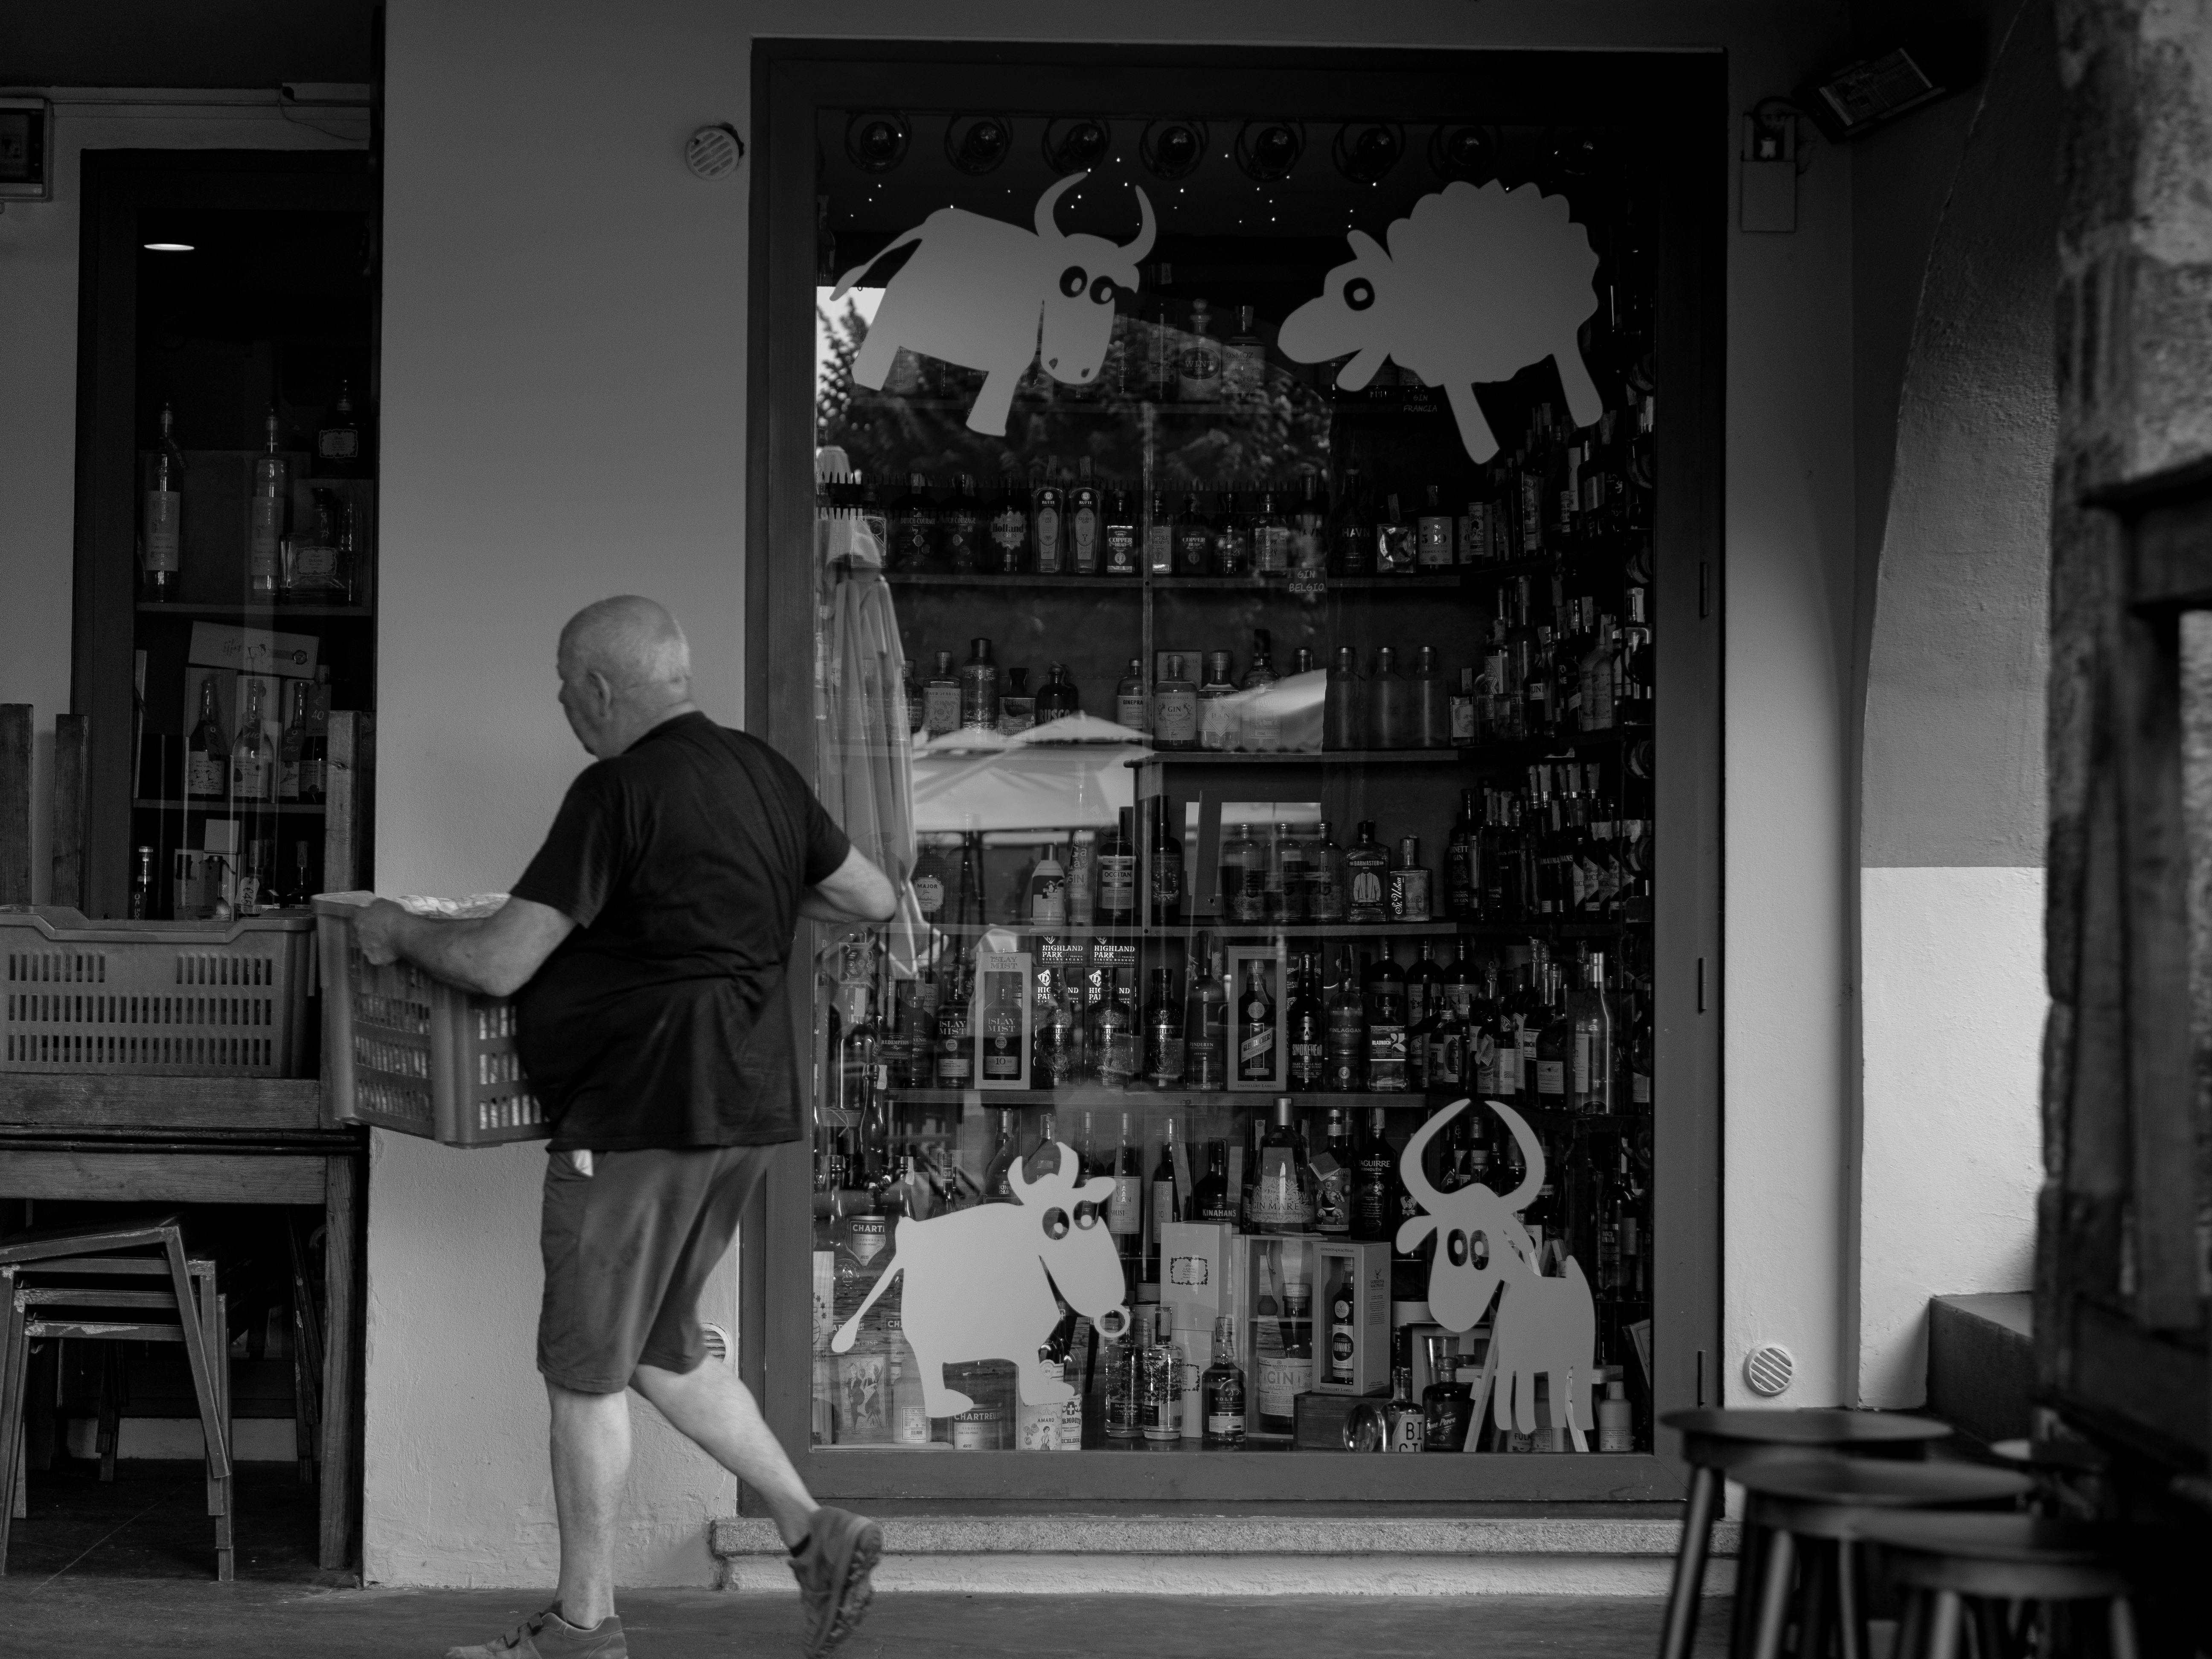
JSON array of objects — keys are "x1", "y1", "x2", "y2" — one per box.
[
  {"x1": 1225, "y1": 941, "x2": 1289, "y2": 1091},
  {"x1": 974, "y1": 949, "x2": 1032, "y2": 1089}
]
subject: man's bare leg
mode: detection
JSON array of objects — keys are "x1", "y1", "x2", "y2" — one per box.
[
  {"x1": 631, "y1": 1358, "x2": 817, "y2": 1548},
  {"x1": 547, "y1": 1381, "x2": 632, "y2": 1629}
]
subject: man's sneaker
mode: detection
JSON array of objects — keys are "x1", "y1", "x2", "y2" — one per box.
[
  {"x1": 444, "y1": 1606, "x2": 628, "y2": 1659},
  {"x1": 789, "y1": 1506, "x2": 883, "y2": 1658}
]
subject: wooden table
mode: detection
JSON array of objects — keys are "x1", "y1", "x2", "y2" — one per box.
[{"x1": 0, "y1": 1076, "x2": 364, "y2": 1574}]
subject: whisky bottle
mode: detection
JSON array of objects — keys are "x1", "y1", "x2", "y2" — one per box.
[
  {"x1": 1330, "y1": 466, "x2": 1372, "y2": 576},
  {"x1": 1352, "y1": 1107, "x2": 1397, "y2": 1241},
  {"x1": 1240, "y1": 629, "x2": 1281, "y2": 753},
  {"x1": 1143, "y1": 966, "x2": 1185, "y2": 1087},
  {"x1": 1035, "y1": 986, "x2": 1083, "y2": 1089},
  {"x1": 1388, "y1": 836, "x2": 1432, "y2": 923},
  {"x1": 1198, "y1": 651, "x2": 1240, "y2": 751},
  {"x1": 1103, "y1": 484, "x2": 1139, "y2": 576},
  {"x1": 1194, "y1": 1138, "x2": 1233, "y2": 1223},
  {"x1": 1568, "y1": 952, "x2": 1616, "y2": 1114},
  {"x1": 1535, "y1": 961, "x2": 1572, "y2": 1107},
  {"x1": 1108, "y1": 1110, "x2": 1145, "y2": 1263},
  {"x1": 1252, "y1": 489, "x2": 1292, "y2": 576},
  {"x1": 1035, "y1": 662, "x2": 1081, "y2": 723},
  {"x1": 1201, "y1": 1316, "x2": 1247, "y2": 1448},
  {"x1": 1114, "y1": 656, "x2": 1149, "y2": 732},
  {"x1": 1375, "y1": 492, "x2": 1417, "y2": 576},
  {"x1": 1028, "y1": 842, "x2": 1067, "y2": 926},
  {"x1": 1445, "y1": 789, "x2": 1479, "y2": 918},
  {"x1": 141, "y1": 402, "x2": 185, "y2": 602},
  {"x1": 1313, "y1": 1106, "x2": 1354, "y2": 1236},
  {"x1": 1174, "y1": 492, "x2": 1213, "y2": 575},
  {"x1": 231, "y1": 678, "x2": 275, "y2": 802},
  {"x1": 1307, "y1": 821, "x2": 1348, "y2": 922},
  {"x1": 1416, "y1": 483, "x2": 1455, "y2": 570},
  {"x1": 1235, "y1": 959, "x2": 1279, "y2": 1086},
  {"x1": 1404, "y1": 938, "x2": 1444, "y2": 1034},
  {"x1": 1152, "y1": 654, "x2": 1199, "y2": 749},
  {"x1": 1364, "y1": 949, "x2": 1409, "y2": 1093},
  {"x1": 1345, "y1": 821, "x2": 1390, "y2": 922},
  {"x1": 1068, "y1": 456, "x2": 1101, "y2": 574},
  {"x1": 1325, "y1": 1255, "x2": 1357, "y2": 1382},
  {"x1": 1096, "y1": 805, "x2": 1138, "y2": 926},
  {"x1": 1147, "y1": 800, "x2": 1183, "y2": 925},
  {"x1": 935, "y1": 959, "x2": 975, "y2": 1089},
  {"x1": 1265, "y1": 820, "x2": 1307, "y2": 923},
  {"x1": 944, "y1": 472, "x2": 983, "y2": 573},
  {"x1": 315, "y1": 381, "x2": 361, "y2": 475},
  {"x1": 1286, "y1": 952, "x2": 1327, "y2": 1090},
  {"x1": 1324, "y1": 950, "x2": 1365, "y2": 1093},
  {"x1": 922, "y1": 650, "x2": 960, "y2": 736},
  {"x1": 1091, "y1": 975, "x2": 1140, "y2": 1089},
  {"x1": 276, "y1": 680, "x2": 309, "y2": 802},
  {"x1": 1209, "y1": 491, "x2": 1252, "y2": 578},
  {"x1": 249, "y1": 410, "x2": 287, "y2": 600},
  {"x1": 1031, "y1": 462, "x2": 1065, "y2": 575},
  {"x1": 1249, "y1": 1099, "x2": 1314, "y2": 1233},
  {"x1": 986, "y1": 460, "x2": 1026, "y2": 573},
  {"x1": 1144, "y1": 490, "x2": 1174, "y2": 575},
  {"x1": 1141, "y1": 1305, "x2": 1185, "y2": 1441},
  {"x1": 1219, "y1": 822, "x2": 1266, "y2": 925},
  {"x1": 1186, "y1": 949, "x2": 1228, "y2": 1088},
  {"x1": 957, "y1": 637, "x2": 999, "y2": 731},
  {"x1": 1147, "y1": 1111, "x2": 1184, "y2": 1286}
]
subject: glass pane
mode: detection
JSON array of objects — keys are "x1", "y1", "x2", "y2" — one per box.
[{"x1": 809, "y1": 105, "x2": 1655, "y2": 1461}]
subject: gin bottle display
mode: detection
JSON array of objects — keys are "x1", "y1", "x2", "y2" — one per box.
[
  {"x1": 1153, "y1": 654, "x2": 1199, "y2": 750},
  {"x1": 141, "y1": 402, "x2": 185, "y2": 602},
  {"x1": 1200, "y1": 1316, "x2": 1246, "y2": 1449}
]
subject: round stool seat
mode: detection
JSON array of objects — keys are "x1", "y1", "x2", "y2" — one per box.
[
  {"x1": 1663, "y1": 1407, "x2": 1950, "y2": 1475},
  {"x1": 1854, "y1": 1513, "x2": 2139, "y2": 1601},
  {"x1": 1735, "y1": 1455, "x2": 2032, "y2": 1540},
  {"x1": 1988, "y1": 1435, "x2": 2109, "y2": 1475}
]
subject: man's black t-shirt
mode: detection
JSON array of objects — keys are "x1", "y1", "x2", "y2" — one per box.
[{"x1": 509, "y1": 712, "x2": 850, "y2": 1152}]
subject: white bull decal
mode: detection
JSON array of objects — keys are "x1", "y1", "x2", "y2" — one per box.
[
  {"x1": 831, "y1": 1145, "x2": 1130, "y2": 1418},
  {"x1": 1397, "y1": 1097, "x2": 1600, "y2": 1449},
  {"x1": 1277, "y1": 179, "x2": 1603, "y2": 463},
  {"x1": 834, "y1": 172, "x2": 1155, "y2": 437}
]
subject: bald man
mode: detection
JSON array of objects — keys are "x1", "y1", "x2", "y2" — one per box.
[{"x1": 355, "y1": 597, "x2": 895, "y2": 1659}]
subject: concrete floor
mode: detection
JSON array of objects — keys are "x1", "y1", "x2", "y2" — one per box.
[{"x1": 0, "y1": 1584, "x2": 1735, "y2": 1658}]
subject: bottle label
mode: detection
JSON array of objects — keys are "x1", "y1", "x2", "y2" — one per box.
[
  {"x1": 250, "y1": 498, "x2": 282, "y2": 575},
  {"x1": 990, "y1": 509, "x2": 1025, "y2": 557},
  {"x1": 1071, "y1": 508, "x2": 1100, "y2": 570},
  {"x1": 1238, "y1": 1018, "x2": 1276, "y2": 1077},
  {"x1": 1257, "y1": 1355, "x2": 1313, "y2": 1420},
  {"x1": 1109, "y1": 1173, "x2": 1144, "y2": 1235},
  {"x1": 923, "y1": 686, "x2": 960, "y2": 733},
  {"x1": 1098, "y1": 1030, "x2": 1139, "y2": 1085},
  {"x1": 1495, "y1": 1038, "x2": 1519, "y2": 1093},
  {"x1": 1115, "y1": 692, "x2": 1149, "y2": 730},
  {"x1": 1154, "y1": 690, "x2": 1198, "y2": 744},
  {"x1": 1366, "y1": 1025, "x2": 1407, "y2": 1091},
  {"x1": 233, "y1": 756, "x2": 268, "y2": 799},
  {"x1": 1289, "y1": 1038, "x2": 1326, "y2": 1088},
  {"x1": 1097, "y1": 855, "x2": 1137, "y2": 913},
  {"x1": 277, "y1": 759, "x2": 301, "y2": 801},
  {"x1": 1537, "y1": 1059, "x2": 1566, "y2": 1096},
  {"x1": 1388, "y1": 869, "x2": 1432, "y2": 921},
  {"x1": 1449, "y1": 695, "x2": 1476, "y2": 742},
  {"x1": 1350, "y1": 867, "x2": 1385, "y2": 910},
  {"x1": 983, "y1": 1030, "x2": 1022, "y2": 1079},
  {"x1": 1200, "y1": 696, "x2": 1239, "y2": 751},
  {"x1": 145, "y1": 492, "x2": 182, "y2": 569},
  {"x1": 913, "y1": 874, "x2": 945, "y2": 915},
  {"x1": 1429, "y1": 1028, "x2": 1465, "y2": 1086},
  {"x1": 1205, "y1": 1410, "x2": 1244, "y2": 1438},
  {"x1": 937, "y1": 1036, "x2": 973, "y2": 1083},
  {"x1": 1248, "y1": 1149, "x2": 1306, "y2": 1226},
  {"x1": 1148, "y1": 1038, "x2": 1186, "y2": 1084},
  {"x1": 1417, "y1": 515, "x2": 1454, "y2": 567},
  {"x1": 1572, "y1": 1031, "x2": 1593, "y2": 1095},
  {"x1": 1105, "y1": 524, "x2": 1138, "y2": 573},
  {"x1": 1145, "y1": 524, "x2": 1174, "y2": 573},
  {"x1": 188, "y1": 756, "x2": 224, "y2": 797},
  {"x1": 1254, "y1": 525, "x2": 1292, "y2": 573},
  {"x1": 1033, "y1": 506, "x2": 1062, "y2": 571},
  {"x1": 1176, "y1": 528, "x2": 1211, "y2": 572}
]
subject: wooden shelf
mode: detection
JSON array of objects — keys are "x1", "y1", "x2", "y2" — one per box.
[
  {"x1": 134, "y1": 799, "x2": 328, "y2": 814},
  {"x1": 1129, "y1": 749, "x2": 1460, "y2": 766},
  {"x1": 912, "y1": 915, "x2": 1642, "y2": 940},
  {"x1": 136, "y1": 602, "x2": 371, "y2": 618},
  {"x1": 887, "y1": 573, "x2": 1139, "y2": 589}
]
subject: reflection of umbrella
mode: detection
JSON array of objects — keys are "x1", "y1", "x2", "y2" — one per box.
[
  {"x1": 911, "y1": 742, "x2": 1142, "y2": 834},
  {"x1": 816, "y1": 449, "x2": 920, "y2": 968}
]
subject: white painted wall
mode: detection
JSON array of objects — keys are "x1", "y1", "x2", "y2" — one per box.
[{"x1": 0, "y1": 92, "x2": 357, "y2": 902}]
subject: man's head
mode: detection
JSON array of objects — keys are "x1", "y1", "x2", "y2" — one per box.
[{"x1": 556, "y1": 596, "x2": 699, "y2": 758}]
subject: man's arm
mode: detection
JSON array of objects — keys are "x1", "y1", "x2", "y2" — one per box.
[
  {"x1": 352, "y1": 896, "x2": 576, "y2": 998},
  {"x1": 798, "y1": 845, "x2": 897, "y2": 924}
]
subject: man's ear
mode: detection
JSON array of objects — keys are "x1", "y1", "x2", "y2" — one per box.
[{"x1": 588, "y1": 670, "x2": 617, "y2": 712}]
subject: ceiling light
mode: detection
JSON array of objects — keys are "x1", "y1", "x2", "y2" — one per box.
[
  {"x1": 143, "y1": 242, "x2": 195, "y2": 252},
  {"x1": 1141, "y1": 119, "x2": 1207, "y2": 180},
  {"x1": 1235, "y1": 120, "x2": 1304, "y2": 183}
]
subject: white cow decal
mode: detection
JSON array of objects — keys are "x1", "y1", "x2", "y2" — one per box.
[
  {"x1": 832, "y1": 1145, "x2": 1130, "y2": 1418},
  {"x1": 1277, "y1": 179, "x2": 1603, "y2": 463},
  {"x1": 833, "y1": 173, "x2": 1155, "y2": 437}
]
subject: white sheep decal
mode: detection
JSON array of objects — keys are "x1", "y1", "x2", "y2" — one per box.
[{"x1": 1277, "y1": 180, "x2": 1603, "y2": 462}]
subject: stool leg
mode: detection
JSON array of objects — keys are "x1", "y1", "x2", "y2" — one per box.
[
  {"x1": 1657, "y1": 1464, "x2": 1721, "y2": 1659},
  {"x1": 1969, "y1": 1595, "x2": 2007, "y2": 1659},
  {"x1": 1794, "y1": 1537, "x2": 1835, "y2": 1659},
  {"x1": 1834, "y1": 1538, "x2": 1867, "y2": 1659},
  {"x1": 164, "y1": 1234, "x2": 227, "y2": 1485},
  {"x1": 1731, "y1": 1521, "x2": 1770, "y2": 1659},
  {"x1": 1923, "y1": 1590, "x2": 1965, "y2": 1659},
  {"x1": 1747, "y1": 1528, "x2": 1797, "y2": 1659},
  {"x1": 96, "y1": 1345, "x2": 120, "y2": 1482},
  {"x1": 2107, "y1": 1597, "x2": 2140, "y2": 1659},
  {"x1": 0, "y1": 1290, "x2": 27, "y2": 1571},
  {"x1": 1896, "y1": 1588, "x2": 1930, "y2": 1659},
  {"x1": 200, "y1": 1282, "x2": 233, "y2": 1583}
]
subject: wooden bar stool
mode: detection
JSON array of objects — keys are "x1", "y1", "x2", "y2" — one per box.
[
  {"x1": 1853, "y1": 1513, "x2": 2144, "y2": 1659},
  {"x1": 1657, "y1": 1408, "x2": 1953, "y2": 1659},
  {"x1": 1731, "y1": 1455, "x2": 2033, "y2": 1659},
  {"x1": 0, "y1": 1214, "x2": 234, "y2": 1580}
]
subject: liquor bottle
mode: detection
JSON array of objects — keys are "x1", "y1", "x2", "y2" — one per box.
[
  {"x1": 1144, "y1": 966, "x2": 1185, "y2": 1087},
  {"x1": 1374, "y1": 491, "x2": 1416, "y2": 576},
  {"x1": 1323, "y1": 646, "x2": 1365, "y2": 752},
  {"x1": 1240, "y1": 629, "x2": 1281, "y2": 753},
  {"x1": 1313, "y1": 1106, "x2": 1354, "y2": 1235},
  {"x1": 1388, "y1": 836, "x2": 1432, "y2": 923},
  {"x1": 1035, "y1": 985, "x2": 1083, "y2": 1089},
  {"x1": 1148, "y1": 1112, "x2": 1184, "y2": 1280},
  {"x1": 249, "y1": 409, "x2": 287, "y2": 600},
  {"x1": 1219, "y1": 821, "x2": 1266, "y2": 925},
  {"x1": 1028, "y1": 842, "x2": 1067, "y2": 926},
  {"x1": 979, "y1": 1105, "x2": 1019, "y2": 1202},
  {"x1": 1068, "y1": 457, "x2": 1102, "y2": 574},
  {"x1": 1210, "y1": 490, "x2": 1252, "y2": 578},
  {"x1": 1187, "y1": 949, "x2": 1228, "y2": 1089},
  {"x1": 1265, "y1": 820, "x2": 1308, "y2": 923},
  {"x1": 1404, "y1": 938, "x2": 1445, "y2": 1035},
  {"x1": 141, "y1": 402, "x2": 185, "y2": 602},
  {"x1": 1307, "y1": 821, "x2": 1349, "y2": 923},
  {"x1": 1179, "y1": 298, "x2": 1223, "y2": 402},
  {"x1": 276, "y1": 680, "x2": 309, "y2": 802},
  {"x1": 1114, "y1": 656, "x2": 1149, "y2": 732},
  {"x1": 1227, "y1": 303, "x2": 1265, "y2": 398},
  {"x1": 943, "y1": 472, "x2": 983, "y2": 573},
  {"x1": 911, "y1": 836, "x2": 950, "y2": 924},
  {"x1": 1325, "y1": 1255, "x2": 1357, "y2": 1383},
  {"x1": 1144, "y1": 489, "x2": 1175, "y2": 575},
  {"x1": 891, "y1": 471, "x2": 938, "y2": 570},
  {"x1": 1108, "y1": 1110, "x2": 1145, "y2": 1264},
  {"x1": 1252, "y1": 489, "x2": 1291, "y2": 576},
  {"x1": 1236, "y1": 958, "x2": 1279, "y2": 1086},
  {"x1": 1257, "y1": 1240, "x2": 1314, "y2": 1433},
  {"x1": 315, "y1": 382, "x2": 361, "y2": 475},
  {"x1": 1174, "y1": 492, "x2": 1213, "y2": 575},
  {"x1": 1201, "y1": 1316, "x2": 1247, "y2": 1448},
  {"x1": 958, "y1": 637, "x2": 999, "y2": 731},
  {"x1": 1031, "y1": 462, "x2": 1065, "y2": 575},
  {"x1": 936, "y1": 958, "x2": 975, "y2": 1089},
  {"x1": 1286, "y1": 952, "x2": 1327, "y2": 1090},
  {"x1": 1091, "y1": 972, "x2": 1140, "y2": 1088},
  {"x1": 987, "y1": 460, "x2": 1027, "y2": 573},
  {"x1": 1289, "y1": 472, "x2": 1327, "y2": 577},
  {"x1": 299, "y1": 670, "x2": 329, "y2": 800},
  {"x1": 998, "y1": 667, "x2": 1036, "y2": 735},
  {"x1": 1198, "y1": 650, "x2": 1240, "y2": 751},
  {"x1": 1153, "y1": 653, "x2": 1199, "y2": 750},
  {"x1": 1535, "y1": 961, "x2": 1572, "y2": 1108},
  {"x1": 1445, "y1": 789, "x2": 1479, "y2": 918},
  {"x1": 1569, "y1": 952, "x2": 1616, "y2": 1114},
  {"x1": 1387, "y1": 1348, "x2": 1426, "y2": 1452},
  {"x1": 1364, "y1": 949, "x2": 1409, "y2": 1094},
  {"x1": 1096, "y1": 805, "x2": 1138, "y2": 926},
  {"x1": 1148, "y1": 800, "x2": 1184, "y2": 925},
  {"x1": 1104, "y1": 1321, "x2": 1144, "y2": 1440},
  {"x1": 1450, "y1": 667, "x2": 1479, "y2": 745},
  {"x1": 1345, "y1": 821, "x2": 1390, "y2": 923},
  {"x1": 231, "y1": 678, "x2": 275, "y2": 801},
  {"x1": 1103, "y1": 485, "x2": 1140, "y2": 576},
  {"x1": 1368, "y1": 646, "x2": 1409, "y2": 748},
  {"x1": 1410, "y1": 646, "x2": 1448, "y2": 748},
  {"x1": 1035, "y1": 662, "x2": 1082, "y2": 724},
  {"x1": 1330, "y1": 466, "x2": 1372, "y2": 576},
  {"x1": 128, "y1": 845, "x2": 154, "y2": 919},
  {"x1": 1416, "y1": 483, "x2": 1455, "y2": 570},
  {"x1": 1194, "y1": 1138, "x2": 1234, "y2": 1223},
  {"x1": 1249, "y1": 1099, "x2": 1314, "y2": 1233},
  {"x1": 1324, "y1": 950, "x2": 1365, "y2": 1092},
  {"x1": 923, "y1": 650, "x2": 960, "y2": 736},
  {"x1": 1352, "y1": 1107, "x2": 1398, "y2": 1240},
  {"x1": 1141, "y1": 1305, "x2": 1185, "y2": 1441}
]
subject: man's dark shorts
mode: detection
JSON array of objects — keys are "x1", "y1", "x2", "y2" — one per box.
[{"x1": 538, "y1": 1144, "x2": 774, "y2": 1393}]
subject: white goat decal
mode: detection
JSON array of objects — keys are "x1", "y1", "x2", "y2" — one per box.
[
  {"x1": 1277, "y1": 180, "x2": 1602, "y2": 463},
  {"x1": 1396, "y1": 1097, "x2": 1600, "y2": 1449}
]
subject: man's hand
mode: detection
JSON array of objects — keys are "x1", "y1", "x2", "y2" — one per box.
[{"x1": 353, "y1": 898, "x2": 411, "y2": 966}]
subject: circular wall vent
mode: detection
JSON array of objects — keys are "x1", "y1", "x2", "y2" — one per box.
[
  {"x1": 1744, "y1": 1343, "x2": 1795, "y2": 1397},
  {"x1": 701, "y1": 1322, "x2": 734, "y2": 1366},
  {"x1": 686, "y1": 125, "x2": 744, "y2": 181}
]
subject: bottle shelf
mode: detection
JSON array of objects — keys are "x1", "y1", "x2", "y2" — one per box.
[
  {"x1": 885, "y1": 1089, "x2": 1650, "y2": 1132},
  {"x1": 1455, "y1": 725, "x2": 1653, "y2": 762},
  {"x1": 888, "y1": 573, "x2": 1138, "y2": 589},
  {"x1": 1128, "y1": 749, "x2": 1460, "y2": 767},
  {"x1": 133, "y1": 798, "x2": 329, "y2": 815},
  {"x1": 136, "y1": 602, "x2": 371, "y2": 619},
  {"x1": 904, "y1": 916, "x2": 1647, "y2": 939},
  {"x1": 887, "y1": 571, "x2": 1484, "y2": 592}
]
